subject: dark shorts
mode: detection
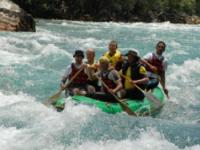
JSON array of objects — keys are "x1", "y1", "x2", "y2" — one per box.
[
  {"x1": 66, "y1": 83, "x2": 88, "y2": 96},
  {"x1": 146, "y1": 78, "x2": 159, "y2": 90},
  {"x1": 87, "y1": 80, "x2": 101, "y2": 91},
  {"x1": 125, "y1": 88, "x2": 144, "y2": 100}
]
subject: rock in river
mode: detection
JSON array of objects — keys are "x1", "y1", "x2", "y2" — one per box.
[{"x1": 0, "y1": 0, "x2": 35, "y2": 32}]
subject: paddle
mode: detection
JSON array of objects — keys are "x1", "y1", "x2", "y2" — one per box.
[
  {"x1": 120, "y1": 73, "x2": 162, "y2": 108},
  {"x1": 43, "y1": 66, "x2": 85, "y2": 106},
  {"x1": 99, "y1": 78, "x2": 137, "y2": 116}
]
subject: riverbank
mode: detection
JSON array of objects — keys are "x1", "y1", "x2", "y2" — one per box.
[{"x1": 1, "y1": 0, "x2": 200, "y2": 32}]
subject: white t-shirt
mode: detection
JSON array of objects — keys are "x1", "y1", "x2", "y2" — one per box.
[
  {"x1": 143, "y1": 52, "x2": 168, "y2": 71},
  {"x1": 64, "y1": 64, "x2": 82, "y2": 77}
]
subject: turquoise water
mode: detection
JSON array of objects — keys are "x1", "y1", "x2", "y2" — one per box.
[{"x1": 0, "y1": 20, "x2": 200, "y2": 150}]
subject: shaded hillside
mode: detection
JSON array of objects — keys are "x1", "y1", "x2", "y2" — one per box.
[{"x1": 12, "y1": 0, "x2": 200, "y2": 23}]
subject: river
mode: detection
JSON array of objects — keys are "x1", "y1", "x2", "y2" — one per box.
[{"x1": 0, "y1": 20, "x2": 200, "y2": 150}]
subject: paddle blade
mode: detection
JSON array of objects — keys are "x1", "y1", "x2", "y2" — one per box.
[
  {"x1": 43, "y1": 90, "x2": 63, "y2": 106},
  {"x1": 144, "y1": 92, "x2": 162, "y2": 108}
]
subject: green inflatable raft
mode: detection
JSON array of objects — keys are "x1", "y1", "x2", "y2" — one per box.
[{"x1": 53, "y1": 87, "x2": 165, "y2": 116}]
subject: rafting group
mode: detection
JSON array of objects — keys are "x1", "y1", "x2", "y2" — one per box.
[{"x1": 59, "y1": 40, "x2": 169, "y2": 105}]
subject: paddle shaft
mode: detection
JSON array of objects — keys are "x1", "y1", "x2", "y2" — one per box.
[
  {"x1": 43, "y1": 65, "x2": 85, "y2": 106},
  {"x1": 63, "y1": 66, "x2": 85, "y2": 89},
  {"x1": 99, "y1": 78, "x2": 136, "y2": 116},
  {"x1": 120, "y1": 74, "x2": 145, "y2": 93}
]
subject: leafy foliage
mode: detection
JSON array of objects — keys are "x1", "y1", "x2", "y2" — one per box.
[{"x1": 12, "y1": 0, "x2": 198, "y2": 21}]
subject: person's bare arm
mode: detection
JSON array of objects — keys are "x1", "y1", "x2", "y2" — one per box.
[
  {"x1": 132, "y1": 66, "x2": 149, "y2": 85},
  {"x1": 160, "y1": 71, "x2": 169, "y2": 98},
  {"x1": 60, "y1": 66, "x2": 71, "y2": 89},
  {"x1": 132, "y1": 77, "x2": 149, "y2": 85},
  {"x1": 110, "y1": 70, "x2": 123, "y2": 94},
  {"x1": 86, "y1": 63, "x2": 99, "y2": 79},
  {"x1": 140, "y1": 59, "x2": 157, "y2": 73},
  {"x1": 113, "y1": 79, "x2": 123, "y2": 93}
]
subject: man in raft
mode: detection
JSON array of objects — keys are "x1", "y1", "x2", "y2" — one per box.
[
  {"x1": 103, "y1": 40, "x2": 123, "y2": 70},
  {"x1": 60, "y1": 50, "x2": 92, "y2": 96},
  {"x1": 87, "y1": 56, "x2": 123, "y2": 102},
  {"x1": 85, "y1": 48, "x2": 100, "y2": 91},
  {"x1": 141, "y1": 41, "x2": 169, "y2": 98},
  {"x1": 120, "y1": 50, "x2": 149, "y2": 100}
]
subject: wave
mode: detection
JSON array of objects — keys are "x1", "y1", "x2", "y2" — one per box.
[
  {"x1": 67, "y1": 128, "x2": 200, "y2": 150},
  {"x1": 0, "y1": 91, "x2": 199, "y2": 150},
  {"x1": 44, "y1": 20, "x2": 200, "y2": 31},
  {"x1": 167, "y1": 58, "x2": 200, "y2": 103},
  {"x1": 0, "y1": 91, "x2": 35, "y2": 107}
]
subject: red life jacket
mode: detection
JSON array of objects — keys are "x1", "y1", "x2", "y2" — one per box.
[
  {"x1": 69, "y1": 63, "x2": 88, "y2": 84},
  {"x1": 148, "y1": 53, "x2": 164, "y2": 74},
  {"x1": 101, "y1": 70, "x2": 117, "y2": 91}
]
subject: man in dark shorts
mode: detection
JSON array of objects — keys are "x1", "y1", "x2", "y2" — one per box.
[
  {"x1": 60, "y1": 50, "x2": 89, "y2": 96},
  {"x1": 120, "y1": 50, "x2": 149, "y2": 100},
  {"x1": 141, "y1": 41, "x2": 169, "y2": 98}
]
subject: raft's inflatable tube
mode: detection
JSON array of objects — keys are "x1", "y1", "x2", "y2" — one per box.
[{"x1": 53, "y1": 87, "x2": 165, "y2": 115}]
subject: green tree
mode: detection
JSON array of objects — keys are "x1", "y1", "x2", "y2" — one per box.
[{"x1": 196, "y1": 0, "x2": 200, "y2": 14}]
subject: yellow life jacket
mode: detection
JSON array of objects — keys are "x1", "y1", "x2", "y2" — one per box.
[
  {"x1": 124, "y1": 67, "x2": 134, "y2": 89},
  {"x1": 103, "y1": 50, "x2": 121, "y2": 67},
  {"x1": 121, "y1": 65, "x2": 147, "y2": 90}
]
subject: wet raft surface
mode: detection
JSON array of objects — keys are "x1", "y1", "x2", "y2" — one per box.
[{"x1": 54, "y1": 87, "x2": 165, "y2": 115}]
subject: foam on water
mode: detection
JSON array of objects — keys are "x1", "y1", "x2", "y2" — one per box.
[
  {"x1": 0, "y1": 94, "x2": 101, "y2": 150},
  {"x1": 169, "y1": 58, "x2": 200, "y2": 82},
  {"x1": 167, "y1": 58, "x2": 200, "y2": 104},
  {"x1": 0, "y1": 92, "x2": 200, "y2": 149},
  {"x1": 57, "y1": 20, "x2": 200, "y2": 31},
  {"x1": 0, "y1": 127, "x2": 21, "y2": 150},
  {"x1": 40, "y1": 44, "x2": 73, "y2": 58},
  {"x1": 66, "y1": 128, "x2": 200, "y2": 150},
  {"x1": 61, "y1": 36, "x2": 107, "y2": 50},
  {"x1": 0, "y1": 91, "x2": 35, "y2": 107}
]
